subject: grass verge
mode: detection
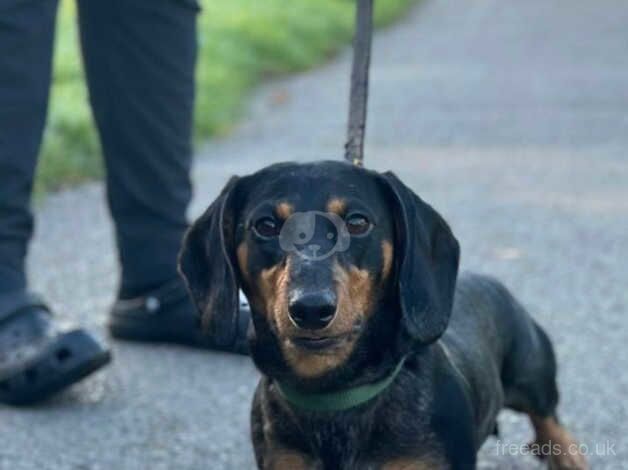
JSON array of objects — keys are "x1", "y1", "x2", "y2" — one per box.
[{"x1": 37, "y1": 0, "x2": 416, "y2": 194}]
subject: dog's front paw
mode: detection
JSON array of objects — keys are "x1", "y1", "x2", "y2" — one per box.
[
  {"x1": 546, "y1": 435, "x2": 589, "y2": 470},
  {"x1": 528, "y1": 416, "x2": 589, "y2": 470}
]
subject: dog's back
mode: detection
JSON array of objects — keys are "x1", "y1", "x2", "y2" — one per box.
[{"x1": 441, "y1": 272, "x2": 559, "y2": 446}]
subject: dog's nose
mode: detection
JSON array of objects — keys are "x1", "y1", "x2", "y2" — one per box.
[{"x1": 288, "y1": 291, "x2": 336, "y2": 330}]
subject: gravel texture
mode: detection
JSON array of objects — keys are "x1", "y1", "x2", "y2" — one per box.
[{"x1": 1, "y1": 0, "x2": 627, "y2": 468}]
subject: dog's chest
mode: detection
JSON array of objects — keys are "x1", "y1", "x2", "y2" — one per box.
[
  {"x1": 293, "y1": 392, "x2": 441, "y2": 469},
  {"x1": 307, "y1": 422, "x2": 361, "y2": 467}
]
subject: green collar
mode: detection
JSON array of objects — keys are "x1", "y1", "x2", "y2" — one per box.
[{"x1": 275, "y1": 357, "x2": 407, "y2": 412}]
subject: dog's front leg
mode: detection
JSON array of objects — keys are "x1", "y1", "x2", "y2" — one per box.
[
  {"x1": 251, "y1": 382, "x2": 317, "y2": 470},
  {"x1": 264, "y1": 449, "x2": 315, "y2": 470}
]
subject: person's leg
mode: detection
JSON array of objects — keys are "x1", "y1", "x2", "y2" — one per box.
[
  {"x1": 0, "y1": 0, "x2": 58, "y2": 293},
  {"x1": 78, "y1": 0, "x2": 249, "y2": 354},
  {"x1": 77, "y1": 0, "x2": 197, "y2": 299},
  {"x1": 0, "y1": 0, "x2": 110, "y2": 405}
]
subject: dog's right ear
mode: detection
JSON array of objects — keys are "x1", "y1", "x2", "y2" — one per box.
[{"x1": 178, "y1": 176, "x2": 241, "y2": 347}]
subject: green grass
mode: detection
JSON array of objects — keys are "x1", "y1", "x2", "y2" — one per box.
[{"x1": 37, "y1": 0, "x2": 416, "y2": 193}]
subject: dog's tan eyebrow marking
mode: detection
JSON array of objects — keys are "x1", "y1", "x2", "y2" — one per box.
[
  {"x1": 326, "y1": 197, "x2": 346, "y2": 215},
  {"x1": 275, "y1": 202, "x2": 294, "y2": 220},
  {"x1": 381, "y1": 240, "x2": 394, "y2": 281}
]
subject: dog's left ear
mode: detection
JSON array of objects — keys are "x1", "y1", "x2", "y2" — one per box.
[
  {"x1": 178, "y1": 176, "x2": 241, "y2": 347},
  {"x1": 379, "y1": 171, "x2": 460, "y2": 345}
]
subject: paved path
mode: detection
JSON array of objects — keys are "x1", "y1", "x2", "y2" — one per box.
[{"x1": 2, "y1": 0, "x2": 627, "y2": 468}]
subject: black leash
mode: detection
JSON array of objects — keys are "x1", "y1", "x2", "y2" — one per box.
[{"x1": 344, "y1": 0, "x2": 373, "y2": 167}]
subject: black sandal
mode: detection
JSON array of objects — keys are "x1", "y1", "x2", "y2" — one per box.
[
  {"x1": 0, "y1": 292, "x2": 111, "y2": 406},
  {"x1": 108, "y1": 279, "x2": 250, "y2": 355}
]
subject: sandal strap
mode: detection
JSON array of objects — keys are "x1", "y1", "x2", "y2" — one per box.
[
  {"x1": 111, "y1": 278, "x2": 190, "y2": 317},
  {"x1": 0, "y1": 291, "x2": 49, "y2": 325}
]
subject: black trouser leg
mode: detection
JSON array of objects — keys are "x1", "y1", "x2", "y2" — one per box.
[
  {"x1": 77, "y1": 0, "x2": 199, "y2": 298},
  {"x1": 0, "y1": 0, "x2": 58, "y2": 294}
]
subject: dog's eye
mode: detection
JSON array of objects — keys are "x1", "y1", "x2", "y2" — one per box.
[
  {"x1": 346, "y1": 213, "x2": 371, "y2": 236},
  {"x1": 253, "y1": 217, "x2": 280, "y2": 238}
]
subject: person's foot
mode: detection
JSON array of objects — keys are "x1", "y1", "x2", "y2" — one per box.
[
  {"x1": 108, "y1": 278, "x2": 250, "y2": 355},
  {"x1": 0, "y1": 292, "x2": 111, "y2": 406}
]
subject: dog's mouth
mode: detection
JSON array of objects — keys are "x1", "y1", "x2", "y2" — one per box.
[
  {"x1": 288, "y1": 324, "x2": 361, "y2": 352},
  {"x1": 290, "y1": 335, "x2": 345, "y2": 351}
]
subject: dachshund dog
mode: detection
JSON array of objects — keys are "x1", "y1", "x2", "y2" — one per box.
[{"x1": 179, "y1": 161, "x2": 587, "y2": 470}]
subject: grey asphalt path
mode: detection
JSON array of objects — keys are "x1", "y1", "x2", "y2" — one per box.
[{"x1": 2, "y1": 0, "x2": 627, "y2": 468}]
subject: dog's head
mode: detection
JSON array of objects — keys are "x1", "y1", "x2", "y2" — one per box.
[{"x1": 179, "y1": 161, "x2": 459, "y2": 384}]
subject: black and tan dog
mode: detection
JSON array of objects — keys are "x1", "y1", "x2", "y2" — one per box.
[{"x1": 179, "y1": 161, "x2": 587, "y2": 470}]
